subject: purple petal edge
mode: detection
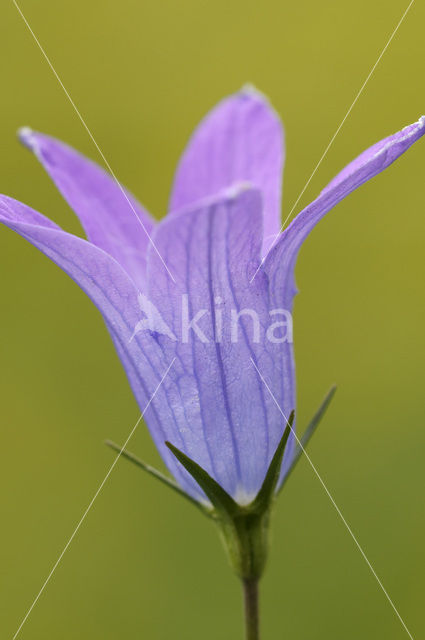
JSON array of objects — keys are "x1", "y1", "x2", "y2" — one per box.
[
  {"x1": 0, "y1": 195, "x2": 207, "y2": 502},
  {"x1": 169, "y1": 86, "x2": 285, "y2": 257},
  {"x1": 265, "y1": 116, "x2": 425, "y2": 309},
  {"x1": 147, "y1": 185, "x2": 295, "y2": 501},
  {"x1": 18, "y1": 127, "x2": 154, "y2": 289}
]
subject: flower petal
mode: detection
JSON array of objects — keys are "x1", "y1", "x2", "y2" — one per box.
[
  {"x1": 169, "y1": 87, "x2": 284, "y2": 256},
  {"x1": 0, "y1": 195, "x2": 207, "y2": 502},
  {"x1": 19, "y1": 129, "x2": 154, "y2": 289},
  {"x1": 148, "y1": 186, "x2": 295, "y2": 502},
  {"x1": 264, "y1": 117, "x2": 425, "y2": 308}
]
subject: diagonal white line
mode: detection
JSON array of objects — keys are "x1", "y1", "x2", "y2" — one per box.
[
  {"x1": 250, "y1": 357, "x2": 414, "y2": 639},
  {"x1": 11, "y1": 358, "x2": 176, "y2": 640},
  {"x1": 250, "y1": 0, "x2": 416, "y2": 283},
  {"x1": 11, "y1": 0, "x2": 176, "y2": 285}
]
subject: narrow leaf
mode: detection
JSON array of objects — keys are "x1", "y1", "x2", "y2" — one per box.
[
  {"x1": 165, "y1": 441, "x2": 240, "y2": 518},
  {"x1": 278, "y1": 386, "x2": 337, "y2": 492},
  {"x1": 251, "y1": 411, "x2": 294, "y2": 511},
  {"x1": 105, "y1": 440, "x2": 211, "y2": 516}
]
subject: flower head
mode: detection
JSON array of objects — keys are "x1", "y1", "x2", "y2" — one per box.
[{"x1": 1, "y1": 89, "x2": 424, "y2": 505}]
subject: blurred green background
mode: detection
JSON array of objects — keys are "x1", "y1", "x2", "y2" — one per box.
[{"x1": 1, "y1": 1, "x2": 424, "y2": 638}]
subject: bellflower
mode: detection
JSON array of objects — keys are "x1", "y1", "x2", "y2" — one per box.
[{"x1": 1, "y1": 88, "x2": 424, "y2": 521}]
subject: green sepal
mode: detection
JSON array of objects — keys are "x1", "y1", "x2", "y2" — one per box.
[
  {"x1": 166, "y1": 413, "x2": 294, "y2": 580},
  {"x1": 165, "y1": 440, "x2": 239, "y2": 519},
  {"x1": 107, "y1": 391, "x2": 333, "y2": 582},
  {"x1": 278, "y1": 385, "x2": 336, "y2": 492},
  {"x1": 250, "y1": 411, "x2": 294, "y2": 513},
  {"x1": 105, "y1": 439, "x2": 212, "y2": 517}
]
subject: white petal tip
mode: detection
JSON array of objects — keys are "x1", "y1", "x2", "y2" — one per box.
[
  {"x1": 18, "y1": 127, "x2": 37, "y2": 149},
  {"x1": 399, "y1": 115, "x2": 425, "y2": 143},
  {"x1": 224, "y1": 181, "x2": 253, "y2": 199},
  {"x1": 239, "y1": 83, "x2": 269, "y2": 102},
  {"x1": 405, "y1": 115, "x2": 425, "y2": 132}
]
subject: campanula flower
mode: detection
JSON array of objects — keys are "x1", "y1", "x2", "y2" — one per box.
[{"x1": 1, "y1": 88, "x2": 424, "y2": 508}]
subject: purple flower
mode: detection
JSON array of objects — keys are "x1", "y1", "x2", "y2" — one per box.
[{"x1": 1, "y1": 88, "x2": 424, "y2": 505}]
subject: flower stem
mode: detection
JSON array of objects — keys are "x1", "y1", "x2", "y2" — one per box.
[{"x1": 243, "y1": 578, "x2": 260, "y2": 640}]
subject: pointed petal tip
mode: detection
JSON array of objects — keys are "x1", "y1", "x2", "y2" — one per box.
[
  {"x1": 238, "y1": 85, "x2": 281, "y2": 121},
  {"x1": 415, "y1": 115, "x2": 425, "y2": 135},
  {"x1": 221, "y1": 182, "x2": 263, "y2": 215},
  {"x1": 168, "y1": 181, "x2": 260, "y2": 220},
  {"x1": 18, "y1": 126, "x2": 33, "y2": 141},
  {"x1": 371, "y1": 115, "x2": 425, "y2": 164},
  {"x1": 239, "y1": 83, "x2": 269, "y2": 102},
  {"x1": 17, "y1": 126, "x2": 39, "y2": 152},
  {"x1": 224, "y1": 181, "x2": 254, "y2": 199},
  {"x1": 401, "y1": 114, "x2": 425, "y2": 138}
]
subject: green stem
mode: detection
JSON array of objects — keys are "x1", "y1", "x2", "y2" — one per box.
[{"x1": 243, "y1": 578, "x2": 260, "y2": 640}]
